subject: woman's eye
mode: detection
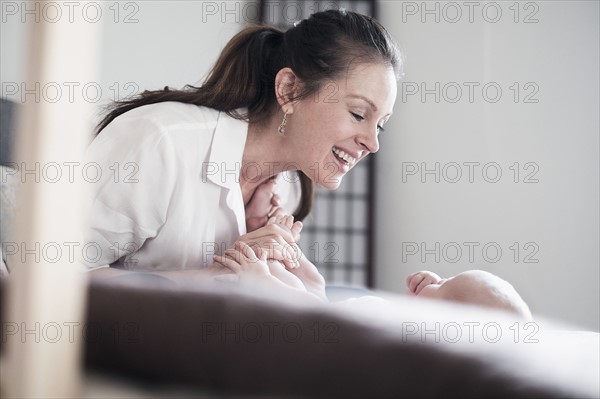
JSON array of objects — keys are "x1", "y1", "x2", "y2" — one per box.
[{"x1": 351, "y1": 112, "x2": 364, "y2": 121}]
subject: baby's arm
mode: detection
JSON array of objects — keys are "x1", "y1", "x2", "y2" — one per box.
[{"x1": 267, "y1": 258, "x2": 307, "y2": 291}]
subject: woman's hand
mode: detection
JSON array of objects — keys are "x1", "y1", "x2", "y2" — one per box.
[
  {"x1": 213, "y1": 241, "x2": 271, "y2": 283},
  {"x1": 237, "y1": 220, "x2": 300, "y2": 269},
  {"x1": 245, "y1": 177, "x2": 281, "y2": 233},
  {"x1": 406, "y1": 270, "x2": 444, "y2": 296},
  {"x1": 267, "y1": 214, "x2": 302, "y2": 242},
  {"x1": 264, "y1": 214, "x2": 303, "y2": 269}
]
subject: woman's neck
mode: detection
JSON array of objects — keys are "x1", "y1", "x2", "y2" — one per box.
[{"x1": 240, "y1": 118, "x2": 295, "y2": 205}]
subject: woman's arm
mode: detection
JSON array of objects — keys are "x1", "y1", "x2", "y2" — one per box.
[
  {"x1": 90, "y1": 263, "x2": 231, "y2": 286},
  {"x1": 90, "y1": 215, "x2": 300, "y2": 285}
]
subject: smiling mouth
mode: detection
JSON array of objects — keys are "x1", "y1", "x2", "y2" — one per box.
[{"x1": 332, "y1": 146, "x2": 357, "y2": 167}]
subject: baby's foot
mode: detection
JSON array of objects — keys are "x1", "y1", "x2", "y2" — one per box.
[
  {"x1": 245, "y1": 178, "x2": 279, "y2": 232},
  {"x1": 267, "y1": 214, "x2": 303, "y2": 242},
  {"x1": 267, "y1": 214, "x2": 303, "y2": 269}
]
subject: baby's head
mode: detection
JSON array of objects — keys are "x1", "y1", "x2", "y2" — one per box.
[{"x1": 419, "y1": 270, "x2": 532, "y2": 320}]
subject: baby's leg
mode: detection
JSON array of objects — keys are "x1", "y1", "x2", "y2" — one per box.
[
  {"x1": 267, "y1": 214, "x2": 327, "y2": 301},
  {"x1": 263, "y1": 215, "x2": 307, "y2": 291},
  {"x1": 267, "y1": 260, "x2": 307, "y2": 291}
]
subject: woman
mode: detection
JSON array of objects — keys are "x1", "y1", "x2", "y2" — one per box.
[{"x1": 85, "y1": 10, "x2": 401, "y2": 297}]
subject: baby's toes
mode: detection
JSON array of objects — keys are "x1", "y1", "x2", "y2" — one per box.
[
  {"x1": 283, "y1": 215, "x2": 294, "y2": 229},
  {"x1": 291, "y1": 221, "x2": 302, "y2": 241}
]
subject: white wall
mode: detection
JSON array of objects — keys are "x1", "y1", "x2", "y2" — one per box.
[
  {"x1": 377, "y1": 1, "x2": 599, "y2": 331},
  {"x1": 97, "y1": 1, "x2": 253, "y2": 104},
  {"x1": 1, "y1": 1, "x2": 253, "y2": 114}
]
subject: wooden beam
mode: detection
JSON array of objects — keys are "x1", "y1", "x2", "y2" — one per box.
[{"x1": 1, "y1": 1, "x2": 101, "y2": 397}]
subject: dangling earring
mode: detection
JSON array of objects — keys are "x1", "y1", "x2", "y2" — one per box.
[{"x1": 278, "y1": 110, "x2": 288, "y2": 136}]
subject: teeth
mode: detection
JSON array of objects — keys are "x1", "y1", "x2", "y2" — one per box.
[{"x1": 332, "y1": 147, "x2": 356, "y2": 166}]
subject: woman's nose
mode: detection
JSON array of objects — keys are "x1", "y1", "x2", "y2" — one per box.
[{"x1": 357, "y1": 128, "x2": 380, "y2": 153}]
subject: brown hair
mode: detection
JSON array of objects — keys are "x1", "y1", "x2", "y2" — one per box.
[{"x1": 96, "y1": 10, "x2": 402, "y2": 221}]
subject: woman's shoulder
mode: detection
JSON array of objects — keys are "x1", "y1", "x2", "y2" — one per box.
[
  {"x1": 116, "y1": 102, "x2": 221, "y2": 129},
  {"x1": 90, "y1": 103, "x2": 225, "y2": 162}
]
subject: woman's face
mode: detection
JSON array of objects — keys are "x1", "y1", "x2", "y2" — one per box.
[{"x1": 289, "y1": 62, "x2": 397, "y2": 189}]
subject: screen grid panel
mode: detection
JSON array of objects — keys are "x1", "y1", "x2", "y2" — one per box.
[{"x1": 297, "y1": 159, "x2": 372, "y2": 286}]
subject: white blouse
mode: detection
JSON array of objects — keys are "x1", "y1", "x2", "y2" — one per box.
[{"x1": 84, "y1": 102, "x2": 300, "y2": 271}]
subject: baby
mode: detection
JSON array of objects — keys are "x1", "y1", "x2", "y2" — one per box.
[
  {"x1": 407, "y1": 270, "x2": 532, "y2": 319},
  {"x1": 215, "y1": 213, "x2": 532, "y2": 319}
]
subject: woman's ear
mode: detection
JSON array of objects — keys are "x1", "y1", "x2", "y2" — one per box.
[{"x1": 274, "y1": 67, "x2": 301, "y2": 114}]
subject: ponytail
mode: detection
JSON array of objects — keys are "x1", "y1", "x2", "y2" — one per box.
[
  {"x1": 95, "y1": 25, "x2": 313, "y2": 220},
  {"x1": 95, "y1": 25, "x2": 286, "y2": 133}
]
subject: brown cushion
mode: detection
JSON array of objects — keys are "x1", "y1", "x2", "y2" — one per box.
[
  {"x1": 81, "y1": 278, "x2": 597, "y2": 398},
  {"x1": 1, "y1": 277, "x2": 597, "y2": 398}
]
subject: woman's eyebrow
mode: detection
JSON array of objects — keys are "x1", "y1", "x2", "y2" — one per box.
[{"x1": 347, "y1": 94, "x2": 378, "y2": 112}]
